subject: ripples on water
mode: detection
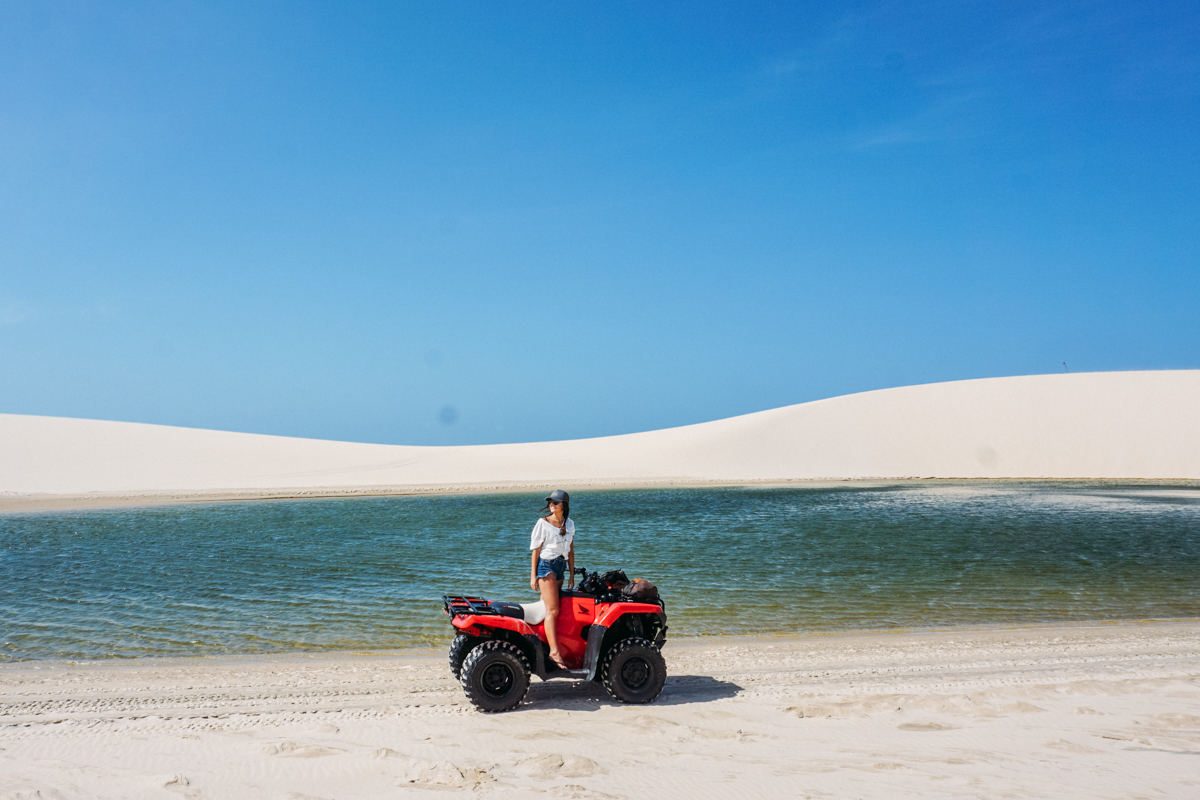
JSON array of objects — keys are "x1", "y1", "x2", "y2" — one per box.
[{"x1": 2, "y1": 482, "x2": 1198, "y2": 661}]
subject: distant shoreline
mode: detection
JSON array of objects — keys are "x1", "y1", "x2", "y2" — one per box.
[{"x1": 5, "y1": 476, "x2": 1200, "y2": 514}]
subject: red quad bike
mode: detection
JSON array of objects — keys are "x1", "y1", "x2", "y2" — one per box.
[{"x1": 442, "y1": 567, "x2": 667, "y2": 712}]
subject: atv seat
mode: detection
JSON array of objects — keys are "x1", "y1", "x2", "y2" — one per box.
[
  {"x1": 489, "y1": 601, "x2": 524, "y2": 619},
  {"x1": 519, "y1": 600, "x2": 546, "y2": 625},
  {"x1": 486, "y1": 600, "x2": 547, "y2": 625}
]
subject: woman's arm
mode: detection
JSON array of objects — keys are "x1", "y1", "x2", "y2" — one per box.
[
  {"x1": 531, "y1": 548, "x2": 540, "y2": 591},
  {"x1": 567, "y1": 541, "x2": 575, "y2": 590}
]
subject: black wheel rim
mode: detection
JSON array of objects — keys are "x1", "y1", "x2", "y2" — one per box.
[
  {"x1": 621, "y1": 657, "x2": 650, "y2": 690},
  {"x1": 482, "y1": 662, "x2": 514, "y2": 697}
]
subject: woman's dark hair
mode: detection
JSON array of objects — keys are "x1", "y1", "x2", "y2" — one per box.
[{"x1": 543, "y1": 494, "x2": 570, "y2": 535}]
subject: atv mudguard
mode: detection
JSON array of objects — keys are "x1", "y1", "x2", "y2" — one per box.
[
  {"x1": 583, "y1": 603, "x2": 667, "y2": 680},
  {"x1": 451, "y1": 614, "x2": 549, "y2": 676}
]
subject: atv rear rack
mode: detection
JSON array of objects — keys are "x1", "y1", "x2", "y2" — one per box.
[
  {"x1": 443, "y1": 593, "x2": 663, "y2": 618},
  {"x1": 443, "y1": 595, "x2": 496, "y2": 617}
]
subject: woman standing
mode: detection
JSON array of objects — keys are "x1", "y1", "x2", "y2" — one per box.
[{"x1": 530, "y1": 489, "x2": 574, "y2": 669}]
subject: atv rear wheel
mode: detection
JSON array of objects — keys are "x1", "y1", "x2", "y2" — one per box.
[
  {"x1": 448, "y1": 633, "x2": 482, "y2": 679},
  {"x1": 460, "y1": 640, "x2": 530, "y2": 713},
  {"x1": 600, "y1": 636, "x2": 666, "y2": 704}
]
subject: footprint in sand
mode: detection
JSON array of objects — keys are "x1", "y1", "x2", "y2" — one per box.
[
  {"x1": 626, "y1": 715, "x2": 692, "y2": 741},
  {"x1": 695, "y1": 709, "x2": 739, "y2": 720},
  {"x1": 552, "y1": 785, "x2": 621, "y2": 800},
  {"x1": 1146, "y1": 713, "x2": 1200, "y2": 728},
  {"x1": 160, "y1": 773, "x2": 202, "y2": 799},
  {"x1": 394, "y1": 756, "x2": 496, "y2": 788},
  {"x1": 516, "y1": 753, "x2": 600, "y2": 779},
  {"x1": 898, "y1": 722, "x2": 958, "y2": 732},
  {"x1": 785, "y1": 704, "x2": 862, "y2": 719},
  {"x1": 262, "y1": 741, "x2": 343, "y2": 758},
  {"x1": 511, "y1": 729, "x2": 577, "y2": 740},
  {"x1": 1045, "y1": 739, "x2": 1104, "y2": 754}
]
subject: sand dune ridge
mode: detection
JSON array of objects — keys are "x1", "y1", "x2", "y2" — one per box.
[{"x1": 2, "y1": 371, "x2": 1197, "y2": 509}]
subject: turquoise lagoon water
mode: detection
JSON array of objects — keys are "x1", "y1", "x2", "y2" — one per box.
[{"x1": 2, "y1": 482, "x2": 1199, "y2": 662}]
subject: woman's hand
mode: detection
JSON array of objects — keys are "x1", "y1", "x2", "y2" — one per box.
[{"x1": 531, "y1": 576, "x2": 539, "y2": 591}]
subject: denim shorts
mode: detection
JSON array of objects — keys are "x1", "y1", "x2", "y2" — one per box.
[{"x1": 536, "y1": 556, "x2": 567, "y2": 581}]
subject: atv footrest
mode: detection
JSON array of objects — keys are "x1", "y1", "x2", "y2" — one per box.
[{"x1": 542, "y1": 669, "x2": 589, "y2": 681}]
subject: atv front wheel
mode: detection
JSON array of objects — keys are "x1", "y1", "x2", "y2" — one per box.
[
  {"x1": 600, "y1": 636, "x2": 666, "y2": 704},
  {"x1": 448, "y1": 633, "x2": 482, "y2": 679},
  {"x1": 460, "y1": 640, "x2": 531, "y2": 712}
]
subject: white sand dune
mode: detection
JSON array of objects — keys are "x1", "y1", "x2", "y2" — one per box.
[
  {"x1": 2, "y1": 623, "x2": 1198, "y2": 799},
  {"x1": 2, "y1": 370, "x2": 1198, "y2": 510}
]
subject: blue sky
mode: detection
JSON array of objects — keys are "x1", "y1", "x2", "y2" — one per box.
[{"x1": 2, "y1": 1, "x2": 1197, "y2": 445}]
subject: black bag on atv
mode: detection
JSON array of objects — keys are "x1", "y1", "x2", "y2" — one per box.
[
  {"x1": 578, "y1": 569, "x2": 630, "y2": 599},
  {"x1": 620, "y1": 578, "x2": 658, "y2": 601},
  {"x1": 577, "y1": 571, "x2": 604, "y2": 595},
  {"x1": 599, "y1": 569, "x2": 629, "y2": 590}
]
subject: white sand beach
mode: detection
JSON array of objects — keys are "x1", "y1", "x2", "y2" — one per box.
[
  {"x1": 2, "y1": 622, "x2": 1198, "y2": 799},
  {"x1": 3, "y1": 371, "x2": 1199, "y2": 512}
]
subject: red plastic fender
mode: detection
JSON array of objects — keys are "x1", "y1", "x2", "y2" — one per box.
[
  {"x1": 594, "y1": 602, "x2": 665, "y2": 628},
  {"x1": 452, "y1": 614, "x2": 535, "y2": 638},
  {"x1": 578, "y1": 601, "x2": 667, "y2": 680}
]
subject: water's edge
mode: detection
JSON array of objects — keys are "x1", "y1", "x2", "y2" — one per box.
[{"x1": 3, "y1": 616, "x2": 1197, "y2": 671}]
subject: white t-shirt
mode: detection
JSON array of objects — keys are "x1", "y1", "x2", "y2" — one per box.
[{"x1": 530, "y1": 517, "x2": 575, "y2": 562}]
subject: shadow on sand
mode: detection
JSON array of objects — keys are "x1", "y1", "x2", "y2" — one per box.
[{"x1": 519, "y1": 674, "x2": 741, "y2": 712}]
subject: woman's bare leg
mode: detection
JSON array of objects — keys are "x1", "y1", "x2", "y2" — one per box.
[{"x1": 538, "y1": 576, "x2": 565, "y2": 667}]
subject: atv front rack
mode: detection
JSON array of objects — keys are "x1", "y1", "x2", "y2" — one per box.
[{"x1": 443, "y1": 595, "x2": 496, "y2": 617}]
